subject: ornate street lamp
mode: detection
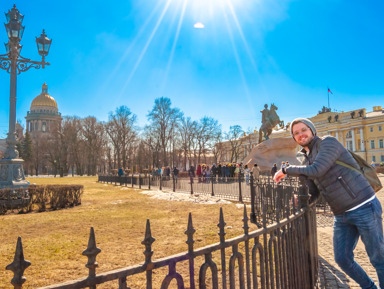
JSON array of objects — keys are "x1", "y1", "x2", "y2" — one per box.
[{"x1": 0, "y1": 5, "x2": 51, "y2": 189}]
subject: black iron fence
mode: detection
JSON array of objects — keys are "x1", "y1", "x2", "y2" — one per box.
[
  {"x1": 4, "y1": 175, "x2": 319, "y2": 288},
  {"x1": 98, "y1": 174, "x2": 300, "y2": 201}
]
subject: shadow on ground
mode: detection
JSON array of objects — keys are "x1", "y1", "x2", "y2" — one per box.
[{"x1": 317, "y1": 257, "x2": 351, "y2": 289}]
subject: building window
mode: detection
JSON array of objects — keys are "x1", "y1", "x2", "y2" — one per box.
[
  {"x1": 370, "y1": 140, "x2": 375, "y2": 149},
  {"x1": 381, "y1": 155, "x2": 384, "y2": 162},
  {"x1": 42, "y1": 122, "x2": 47, "y2": 132},
  {"x1": 370, "y1": 127, "x2": 374, "y2": 132},
  {"x1": 346, "y1": 141, "x2": 353, "y2": 151},
  {"x1": 346, "y1": 131, "x2": 352, "y2": 138},
  {"x1": 372, "y1": 156, "x2": 376, "y2": 162},
  {"x1": 379, "y1": 126, "x2": 382, "y2": 131},
  {"x1": 380, "y1": 139, "x2": 384, "y2": 149}
]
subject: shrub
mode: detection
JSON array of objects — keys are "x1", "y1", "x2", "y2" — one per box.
[{"x1": 0, "y1": 185, "x2": 83, "y2": 215}]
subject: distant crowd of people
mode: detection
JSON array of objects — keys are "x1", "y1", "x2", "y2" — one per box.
[
  {"x1": 371, "y1": 161, "x2": 384, "y2": 167},
  {"x1": 184, "y1": 162, "x2": 262, "y2": 185},
  {"x1": 117, "y1": 160, "x2": 294, "y2": 182},
  {"x1": 270, "y1": 161, "x2": 291, "y2": 177},
  {"x1": 150, "y1": 167, "x2": 179, "y2": 180}
]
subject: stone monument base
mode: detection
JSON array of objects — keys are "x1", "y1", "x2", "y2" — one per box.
[
  {"x1": 242, "y1": 137, "x2": 299, "y2": 172},
  {"x1": 0, "y1": 158, "x2": 29, "y2": 189}
]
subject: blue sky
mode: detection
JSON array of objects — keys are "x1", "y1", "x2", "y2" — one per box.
[{"x1": 1, "y1": 0, "x2": 383, "y2": 138}]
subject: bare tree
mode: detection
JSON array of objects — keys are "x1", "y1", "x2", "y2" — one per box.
[
  {"x1": 105, "y1": 106, "x2": 138, "y2": 171},
  {"x1": 44, "y1": 121, "x2": 70, "y2": 177},
  {"x1": 31, "y1": 137, "x2": 43, "y2": 175},
  {"x1": 142, "y1": 125, "x2": 162, "y2": 169},
  {"x1": 81, "y1": 116, "x2": 106, "y2": 175},
  {"x1": 60, "y1": 117, "x2": 84, "y2": 176},
  {"x1": 135, "y1": 140, "x2": 152, "y2": 172},
  {"x1": 226, "y1": 125, "x2": 244, "y2": 162},
  {"x1": 178, "y1": 116, "x2": 198, "y2": 170},
  {"x1": 196, "y1": 116, "x2": 221, "y2": 164},
  {"x1": 211, "y1": 130, "x2": 224, "y2": 164},
  {"x1": 147, "y1": 97, "x2": 182, "y2": 167}
]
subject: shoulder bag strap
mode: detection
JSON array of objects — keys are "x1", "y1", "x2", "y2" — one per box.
[{"x1": 335, "y1": 160, "x2": 362, "y2": 175}]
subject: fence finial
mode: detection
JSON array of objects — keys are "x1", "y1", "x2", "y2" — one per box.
[
  {"x1": 142, "y1": 219, "x2": 155, "y2": 269},
  {"x1": 82, "y1": 227, "x2": 101, "y2": 278},
  {"x1": 185, "y1": 212, "x2": 195, "y2": 253},
  {"x1": 242, "y1": 204, "x2": 249, "y2": 235},
  {"x1": 218, "y1": 208, "x2": 226, "y2": 243},
  {"x1": 6, "y1": 236, "x2": 31, "y2": 289}
]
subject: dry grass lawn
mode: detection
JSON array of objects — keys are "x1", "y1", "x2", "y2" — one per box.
[{"x1": 0, "y1": 177, "x2": 256, "y2": 288}]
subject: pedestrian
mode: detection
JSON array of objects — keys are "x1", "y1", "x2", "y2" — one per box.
[
  {"x1": 271, "y1": 163, "x2": 278, "y2": 177},
  {"x1": 273, "y1": 117, "x2": 384, "y2": 289},
  {"x1": 211, "y1": 163, "x2": 217, "y2": 183},
  {"x1": 371, "y1": 160, "x2": 376, "y2": 167},
  {"x1": 188, "y1": 165, "x2": 195, "y2": 184},
  {"x1": 221, "y1": 164, "x2": 226, "y2": 182},
  {"x1": 225, "y1": 164, "x2": 230, "y2": 179},
  {"x1": 118, "y1": 167, "x2": 124, "y2": 185},
  {"x1": 166, "y1": 166, "x2": 171, "y2": 180},
  {"x1": 280, "y1": 161, "x2": 286, "y2": 170},
  {"x1": 202, "y1": 166, "x2": 206, "y2": 183},
  {"x1": 217, "y1": 163, "x2": 222, "y2": 179},
  {"x1": 173, "y1": 166, "x2": 179, "y2": 182},
  {"x1": 244, "y1": 165, "x2": 250, "y2": 185},
  {"x1": 118, "y1": 167, "x2": 124, "y2": 177},
  {"x1": 252, "y1": 163, "x2": 261, "y2": 182},
  {"x1": 197, "y1": 164, "x2": 202, "y2": 183},
  {"x1": 206, "y1": 166, "x2": 211, "y2": 183},
  {"x1": 234, "y1": 164, "x2": 240, "y2": 178}
]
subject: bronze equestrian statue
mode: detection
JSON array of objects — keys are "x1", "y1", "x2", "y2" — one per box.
[{"x1": 258, "y1": 103, "x2": 284, "y2": 143}]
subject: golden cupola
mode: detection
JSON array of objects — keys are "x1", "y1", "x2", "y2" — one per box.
[{"x1": 30, "y1": 82, "x2": 58, "y2": 112}]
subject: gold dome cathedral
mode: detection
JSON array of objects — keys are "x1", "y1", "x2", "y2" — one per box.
[
  {"x1": 30, "y1": 82, "x2": 58, "y2": 110},
  {"x1": 25, "y1": 83, "x2": 62, "y2": 135}
]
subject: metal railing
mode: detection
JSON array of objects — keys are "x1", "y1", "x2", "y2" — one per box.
[
  {"x1": 98, "y1": 174, "x2": 300, "y2": 202},
  {"x1": 5, "y1": 175, "x2": 319, "y2": 288}
]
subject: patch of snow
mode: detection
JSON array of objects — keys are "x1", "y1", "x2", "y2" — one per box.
[{"x1": 140, "y1": 190, "x2": 232, "y2": 205}]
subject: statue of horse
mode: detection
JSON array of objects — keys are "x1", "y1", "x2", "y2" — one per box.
[{"x1": 258, "y1": 103, "x2": 284, "y2": 143}]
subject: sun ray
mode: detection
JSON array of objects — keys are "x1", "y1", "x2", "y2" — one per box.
[
  {"x1": 161, "y1": 0, "x2": 188, "y2": 91},
  {"x1": 221, "y1": 3, "x2": 256, "y2": 119},
  {"x1": 117, "y1": 0, "x2": 173, "y2": 99},
  {"x1": 101, "y1": 1, "x2": 164, "y2": 93},
  {"x1": 225, "y1": 0, "x2": 258, "y2": 71}
]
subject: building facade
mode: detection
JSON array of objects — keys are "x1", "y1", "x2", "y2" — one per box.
[
  {"x1": 218, "y1": 106, "x2": 384, "y2": 165},
  {"x1": 25, "y1": 82, "x2": 62, "y2": 137},
  {"x1": 24, "y1": 83, "x2": 62, "y2": 175}
]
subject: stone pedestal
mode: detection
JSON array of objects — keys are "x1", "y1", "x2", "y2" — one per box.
[
  {"x1": 0, "y1": 158, "x2": 29, "y2": 189},
  {"x1": 242, "y1": 137, "x2": 300, "y2": 172}
]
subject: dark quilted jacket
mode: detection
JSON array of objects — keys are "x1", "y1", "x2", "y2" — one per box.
[{"x1": 285, "y1": 135, "x2": 375, "y2": 215}]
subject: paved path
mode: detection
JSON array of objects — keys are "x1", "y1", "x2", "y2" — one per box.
[{"x1": 317, "y1": 175, "x2": 384, "y2": 288}]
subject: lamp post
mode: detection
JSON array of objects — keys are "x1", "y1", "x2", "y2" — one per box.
[{"x1": 0, "y1": 5, "x2": 51, "y2": 189}]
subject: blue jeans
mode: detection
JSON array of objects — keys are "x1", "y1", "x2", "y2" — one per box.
[{"x1": 333, "y1": 197, "x2": 384, "y2": 289}]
